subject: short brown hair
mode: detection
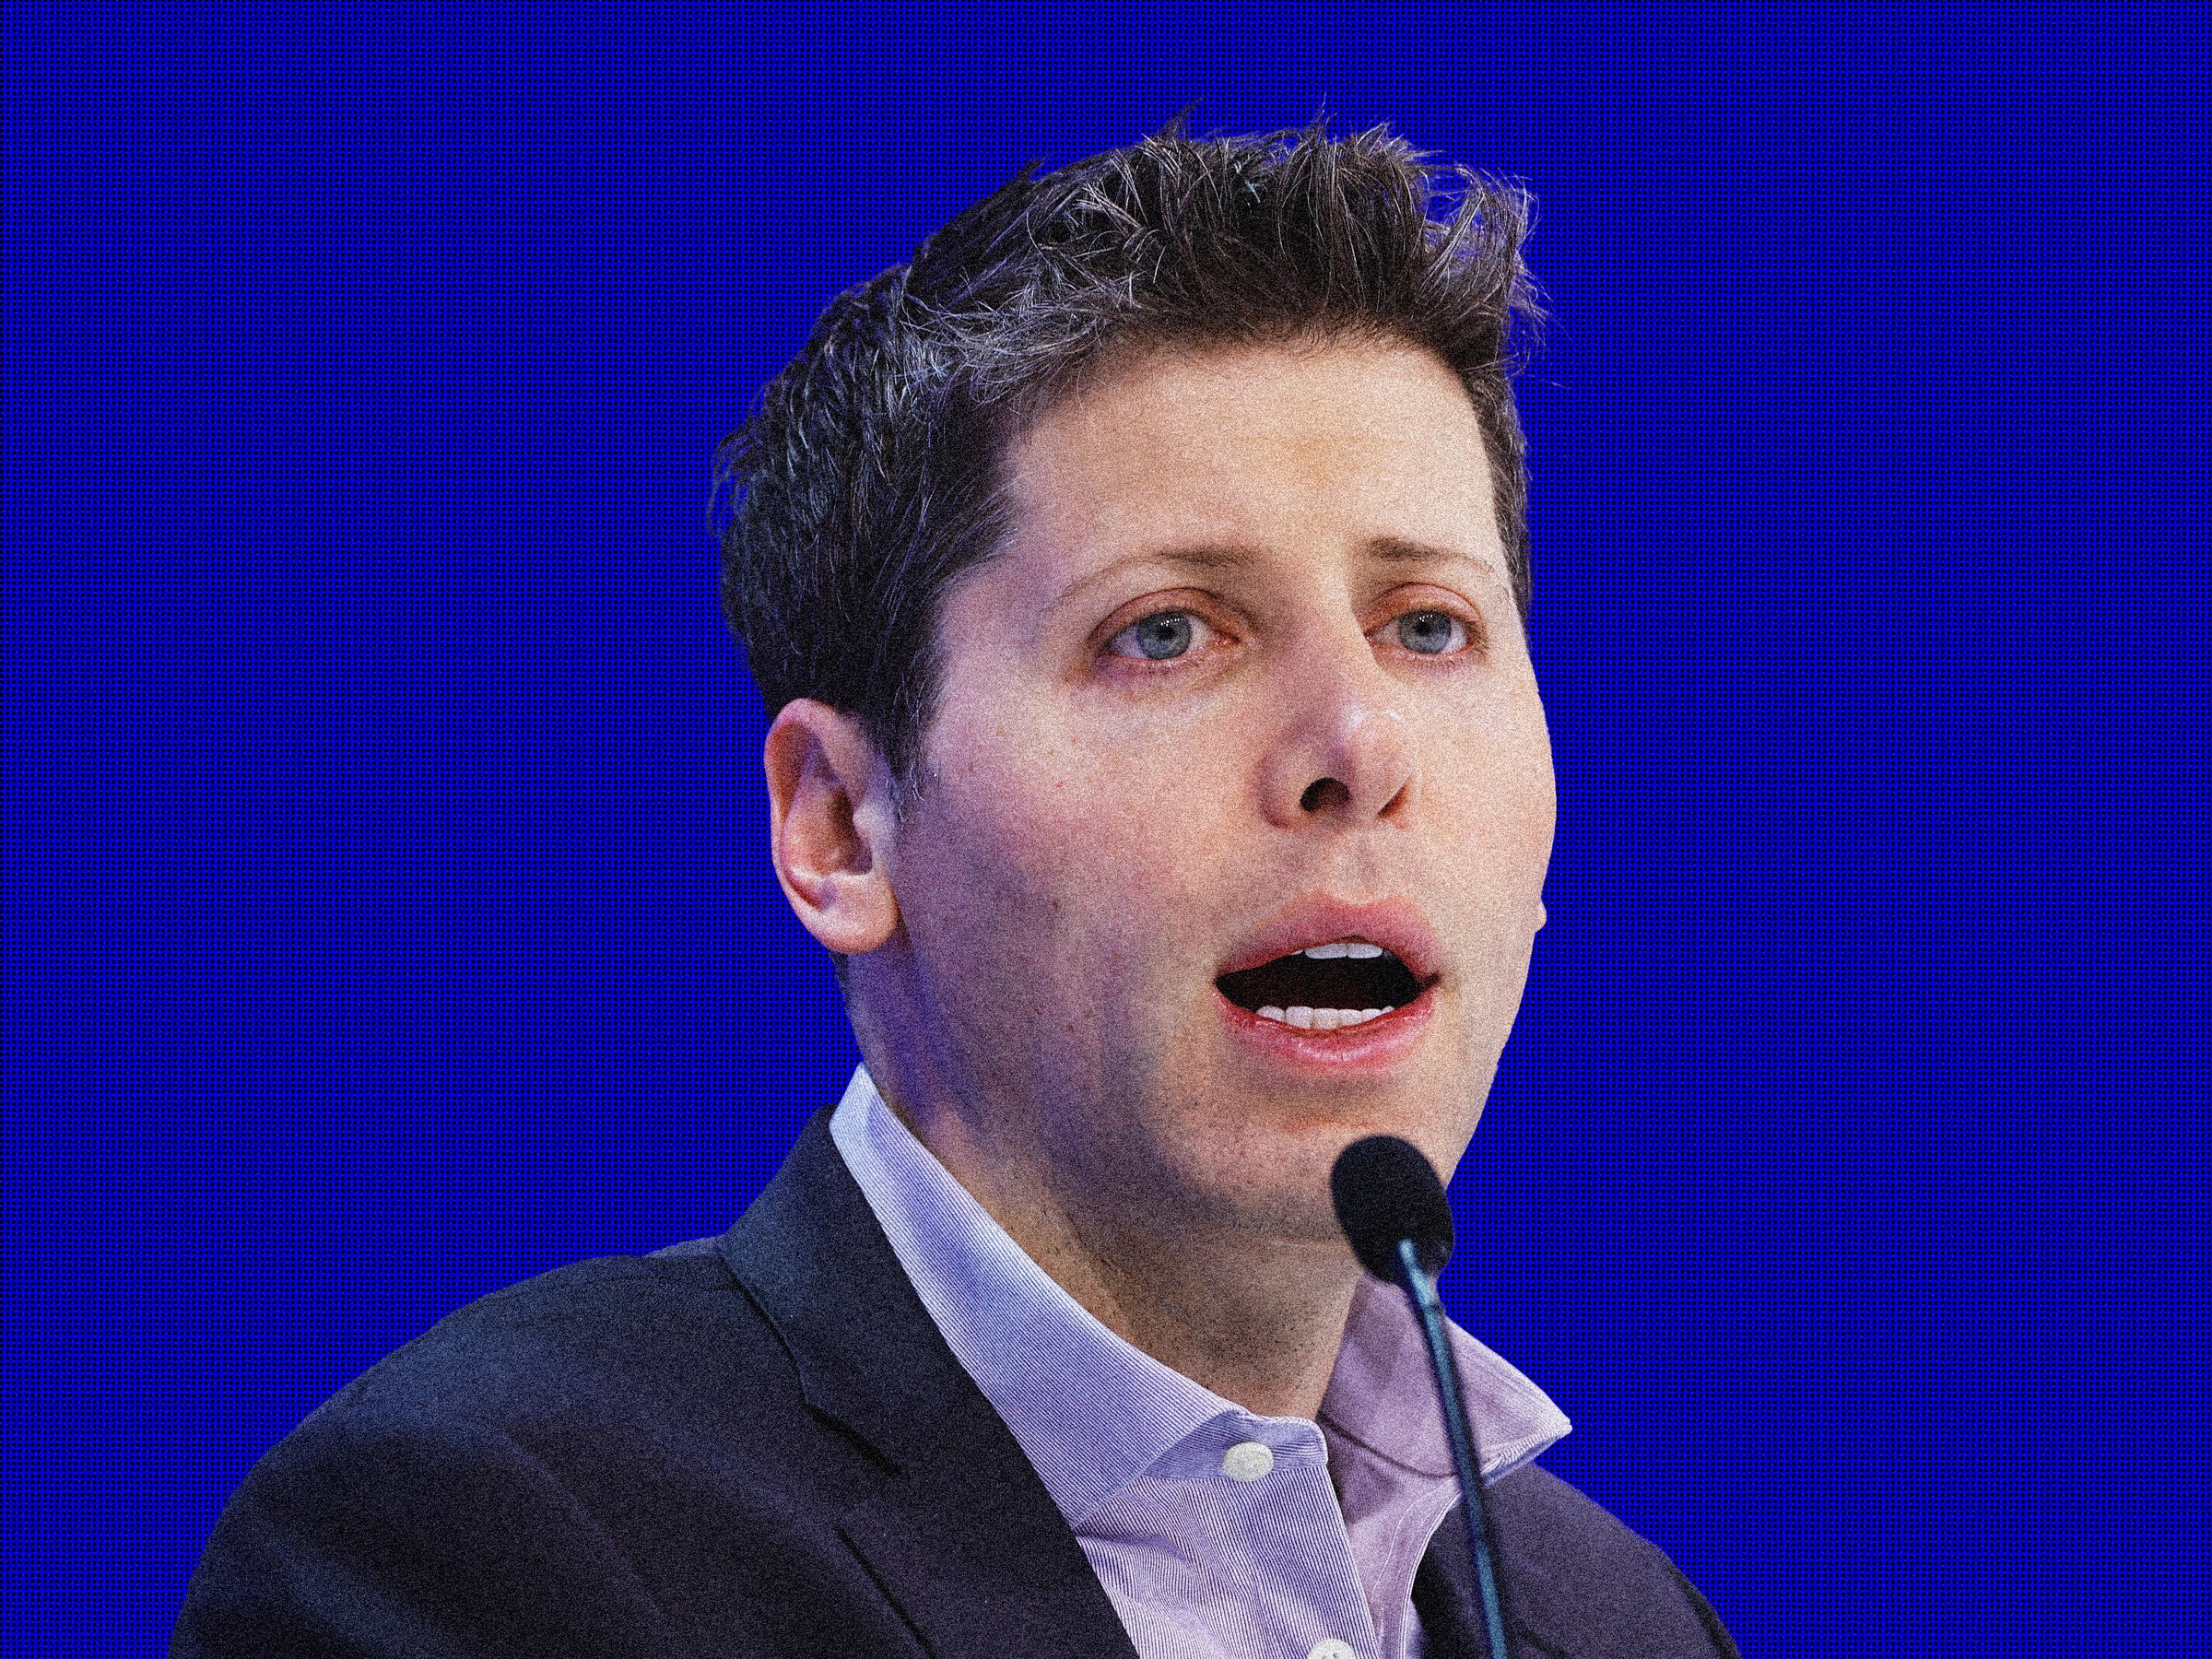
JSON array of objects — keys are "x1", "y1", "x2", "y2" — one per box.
[{"x1": 711, "y1": 116, "x2": 1549, "y2": 813}]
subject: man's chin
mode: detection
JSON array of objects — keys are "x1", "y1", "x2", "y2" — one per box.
[
  {"x1": 1171, "y1": 1114, "x2": 1475, "y2": 1242},
  {"x1": 1153, "y1": 1154, "x2": 1368, "y2": 1249}
]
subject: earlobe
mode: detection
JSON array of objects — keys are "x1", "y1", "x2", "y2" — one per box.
[{"x1": 762, "y1": 700, "x2": 903, "y2": 957}]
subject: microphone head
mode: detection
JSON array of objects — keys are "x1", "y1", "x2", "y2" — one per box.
[{"x1": 1331, "y1": 1134, "x2": 1454, "y2": 1284}]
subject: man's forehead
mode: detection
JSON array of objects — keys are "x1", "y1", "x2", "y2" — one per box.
[{"x1": 965, "y1": 337, "x2": 1515, "y2": 640}]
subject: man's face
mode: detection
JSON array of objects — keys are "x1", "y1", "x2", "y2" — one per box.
[{"x1": 872, "y1": 336, "x2": 1555, "y2": 1245}]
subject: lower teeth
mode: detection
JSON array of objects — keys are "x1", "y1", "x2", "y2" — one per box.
[{"x1": 1255, "y1": 1006, "x2": 1392, "y2": 1030}]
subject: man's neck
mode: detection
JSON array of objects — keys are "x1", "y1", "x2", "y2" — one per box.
[{"x1": 896, "y1": 1095, "x2": 1364, "y2": 1422}]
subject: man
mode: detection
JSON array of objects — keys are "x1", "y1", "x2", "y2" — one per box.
[{"x1": 175, "y1": 121, "x2": 1736, "y2": 1658}]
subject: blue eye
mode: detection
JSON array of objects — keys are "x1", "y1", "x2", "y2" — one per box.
[
  {"x1": 1394, "y1": 610, "x2": 1465, "y2": 654},
  {"x1": 1114, "y1": 611, "x2": 1196, "y2": 661}
]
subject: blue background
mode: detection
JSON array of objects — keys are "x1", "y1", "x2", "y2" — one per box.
[{"x1": 9, "y1": 4, "x2": 2207, "y2": 1653}]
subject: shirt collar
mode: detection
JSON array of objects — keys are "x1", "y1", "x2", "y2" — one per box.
[
  {"x1": 1320, "y1": 1274, "x2": 1570, "y2": 1486},
  {"x1": 828, "y1": 1065, "x2": 1568, "y2": 1524}
]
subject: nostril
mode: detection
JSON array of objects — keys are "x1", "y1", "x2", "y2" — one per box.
[{"x1": 1300, "y1": 778, "x2": 1349, "y2": 812}]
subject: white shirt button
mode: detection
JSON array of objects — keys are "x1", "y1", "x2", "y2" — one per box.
[
  {"x1": 1220, "y1": 1440, "x2": 1275, "y2": 1481},
  {"x1": 1307, "y1": 1641, "x2": 1359, "y2": 1659}
]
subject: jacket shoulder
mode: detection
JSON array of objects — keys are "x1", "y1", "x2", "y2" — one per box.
[
  {"x1": 174, "y1": 1248, "x2": 912, "y2": 1658},
  {"x1": 302, "y1": 1248, "x2": 788, "y2": 1440},
  {"x1": 1482, "y1": 1463, "x2": 1738, "y2": 1659}
]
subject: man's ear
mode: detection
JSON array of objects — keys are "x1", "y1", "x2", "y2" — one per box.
[{"x1": 763, "y1": 699, "x2": 903, "y2": 957}]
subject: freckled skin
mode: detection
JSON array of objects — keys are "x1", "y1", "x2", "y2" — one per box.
[{"x1": 767, "y1": 338, "x2": 1556, "y2": 1414}]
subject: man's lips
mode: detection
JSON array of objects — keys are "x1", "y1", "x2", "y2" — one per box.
[
  {"x1": 1210, "y1": 895, "x2": 1441, "y2": 1065},
  {"x1": 1214, "y1": 895, "x2": 1442, "y2": 983},
  {"x1": 1213, "y1": 976, "x2": 1438, "y2": 1065}
]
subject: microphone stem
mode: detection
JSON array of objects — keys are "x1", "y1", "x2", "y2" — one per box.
[{"x1": 1397, "y1": 1237, "x2": 1512, "y2": 1659}]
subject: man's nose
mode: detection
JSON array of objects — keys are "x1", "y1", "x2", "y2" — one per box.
[{"x1": 1257, "y1": 633, "x2": 1419, "y2": 826}]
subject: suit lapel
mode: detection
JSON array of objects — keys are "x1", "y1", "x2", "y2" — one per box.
[
  {"x1": 719, "y1": 1108, "x2": 1138, "y2": 1659},
  {"x1": 1413, "y1": 1536, "x2": 1486, "y2": 1659},
  {"x1": 1412, "y1": 1494, "x2": 1571, "y2": 1659}
]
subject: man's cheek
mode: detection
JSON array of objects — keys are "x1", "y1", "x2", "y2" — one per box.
[
  {"x1": 911, "y1": 800, "x2": 1090, "y2": 948},
  {"x1": 985, "y1": 775, "x2": 1172, "y2": 880}
]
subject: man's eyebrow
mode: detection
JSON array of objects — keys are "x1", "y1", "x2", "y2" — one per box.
[
  {"x1": 1362, "y1": 535, "x2": 1512, "y2": 586},
  {"x1": 1049, "y1": 535, "x2": 1510, "y2": 613},
  {"x1": 1048, "y1": 545, "x2": 1261, "y2": 612}
]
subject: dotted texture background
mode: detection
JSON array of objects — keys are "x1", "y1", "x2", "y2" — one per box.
[{"x1": 9, "y1": 5, "x2": 2207, "y2": 1654}]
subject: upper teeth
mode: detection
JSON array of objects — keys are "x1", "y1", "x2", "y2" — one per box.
[{"x1": 1299, "y1": 940, "x2": 1386, "y2": 959}]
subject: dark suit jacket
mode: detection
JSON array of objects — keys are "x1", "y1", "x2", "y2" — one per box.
[{"x1": 174, "y1": 1106, "x2": 1737, "y2": 1658}]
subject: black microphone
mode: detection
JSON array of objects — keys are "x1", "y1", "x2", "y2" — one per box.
[{"x1": 1331, "y1": 1135, "x2": 1512, "y2": 1659}]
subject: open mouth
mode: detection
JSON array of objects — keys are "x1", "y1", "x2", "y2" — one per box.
[{"x1": 1214, "y1": 942, "x2": 1430, "y2": 1031}]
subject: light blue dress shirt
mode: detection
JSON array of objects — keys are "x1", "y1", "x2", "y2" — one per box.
[{"x1": 830, "y1": 1065, "x2": 1571, "y2": 1659}]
